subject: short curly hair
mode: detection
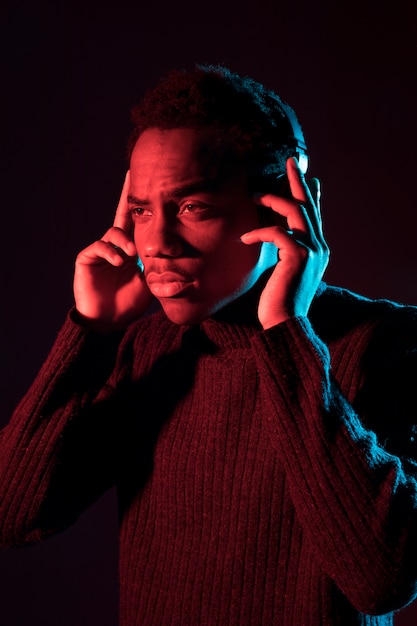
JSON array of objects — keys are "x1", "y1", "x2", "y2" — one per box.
[{"x1": 127, "y1": 65, "x2": 307, "y2": 189}]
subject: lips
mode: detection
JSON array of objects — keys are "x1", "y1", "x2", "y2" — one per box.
[{"x1": 145, "y1": 271, "x2": 195, "y2": 298}]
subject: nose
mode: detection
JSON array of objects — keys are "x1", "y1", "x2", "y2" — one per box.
[{"x1": 143, "y1": 211, "x2": 185, "y2": 258}]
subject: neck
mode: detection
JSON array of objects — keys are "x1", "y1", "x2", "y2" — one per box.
[{"x1": 210, "y1": 269, "x2": 273, "y2": 326}]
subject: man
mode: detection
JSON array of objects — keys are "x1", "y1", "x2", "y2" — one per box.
[{"x1": 1, "y1": 66, "x2": 417, "y2": 625}]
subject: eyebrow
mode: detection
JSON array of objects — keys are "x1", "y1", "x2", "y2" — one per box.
[{"x1": 127, "y1": 178, "x2": 220, "y2": 205}]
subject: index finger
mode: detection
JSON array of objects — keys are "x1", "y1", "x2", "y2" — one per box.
[
  {"x1": 113, "y1": 170, "x2": 131, "y2": 231},
  {"x1": 287, "y1": 158, "x2": 325, "y2": 241},
  {"x1": 286, "y1": 157, "x2": 311, "y2": 204}
]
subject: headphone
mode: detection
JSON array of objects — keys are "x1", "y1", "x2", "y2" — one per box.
[{"x1": 278, "y1": 101, "x2": 309, "y2": 175}]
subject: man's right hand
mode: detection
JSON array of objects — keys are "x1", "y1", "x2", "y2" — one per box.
[{"x1": 73, "y1": 172, "x2": 153, "y2": 332}]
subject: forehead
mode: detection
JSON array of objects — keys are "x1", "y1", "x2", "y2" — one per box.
[{"x1": 129, "y1": 128, "x2": 234, "y2": 195}]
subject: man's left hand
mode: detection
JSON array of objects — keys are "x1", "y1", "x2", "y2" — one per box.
[{"x1": 240, "y1": 157, "x2": 329, "y2": 330}]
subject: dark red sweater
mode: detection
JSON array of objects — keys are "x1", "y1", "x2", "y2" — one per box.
[{"x1": 1, "y1": 284, "x2": 417, "y2": 625}]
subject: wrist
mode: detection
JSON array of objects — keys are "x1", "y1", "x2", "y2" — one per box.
[{"x1": 73, "y1": 309, "x2": 130, "y2": 334}]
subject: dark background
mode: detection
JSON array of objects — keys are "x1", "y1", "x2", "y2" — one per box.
[{"x1": 1, "y1": 1, "x2": 417, "y2": 624}]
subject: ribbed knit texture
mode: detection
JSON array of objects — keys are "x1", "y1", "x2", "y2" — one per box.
[{"x1": 1, "y1": 283, "x2": 417, "y2": 625}]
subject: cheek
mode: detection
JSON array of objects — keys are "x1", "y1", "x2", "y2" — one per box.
[
  {"x1": 204, "y1": 238, "x2": 261, "y2": 284},
  {"x1": 232, "y1": 242, "x2": 261, "y2": 275}
]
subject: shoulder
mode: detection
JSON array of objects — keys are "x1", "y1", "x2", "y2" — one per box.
[
  {"x1": 313, "y1": 286, "x2": 417, "y2": 463},
  {"x1": 310, "y1": 284, "x2": 417, "y2": 410},
  {"x1": 310, "y1": 283, "x2": 417, "y2": 347}
]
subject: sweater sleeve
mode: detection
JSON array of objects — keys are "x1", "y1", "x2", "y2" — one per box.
[
  {"x1": 0, "y1": 310, "x2": 128, "y2": 547},
  {"x1": 251, "y1": 313, "x2": 417, "y2": 616}
]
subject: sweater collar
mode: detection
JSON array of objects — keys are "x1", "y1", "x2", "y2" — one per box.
[
  {"x1": 198, "y1": 278, "x2": 327, "y2": 351},
  {"x1": 198, "y1": 273, "x2": 271, "y2": 351}
]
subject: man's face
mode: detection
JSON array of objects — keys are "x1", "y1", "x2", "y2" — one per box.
[{"x1": 129, "y1": 127, "x2": 272, "y2": 325}]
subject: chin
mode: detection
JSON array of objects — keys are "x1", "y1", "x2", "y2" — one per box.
[
  {"x1": 159, "y1": 287, "x2": 253, "y2": 325},
  {"x1": 159, "y1": 300, "x2": 211, "y2": 326}
]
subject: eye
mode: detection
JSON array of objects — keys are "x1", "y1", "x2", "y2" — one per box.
[
  {"x1": 178, "y1": 202, "x2": 217, "y2": 220},
  {"x1": 179, "y1": 203, "x2": 202, "y2": 213},
  {"x1": 130, "y1": 206, "x2": 152, "y2": 218}
]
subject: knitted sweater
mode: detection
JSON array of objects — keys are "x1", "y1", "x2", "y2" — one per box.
[{"x1": 1, "y1": 283, "x2": 417, "y2": 625}]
